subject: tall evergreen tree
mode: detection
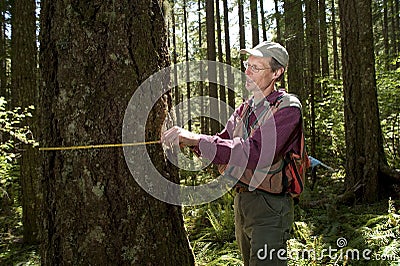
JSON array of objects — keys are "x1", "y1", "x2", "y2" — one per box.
[
  {"x1": 10, "y1": 0, "x2": 39, "y2": 244},
  {"x1": 39, "y1": 0, "x2": 194, "y2": 264},
  {"x1": 339, "y1": 0, "x2": 395, "y2": 202}
]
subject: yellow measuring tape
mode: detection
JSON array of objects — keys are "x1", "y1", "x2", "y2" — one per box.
[{"x1": 39, "y1": 140, "x2": 160, "y2": 151}]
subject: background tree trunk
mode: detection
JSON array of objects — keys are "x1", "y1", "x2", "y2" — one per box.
[
  {"x1": 198, "y1": 0, "x2": 207, "y2": 134},
  {"x1": 274, "y1": 0, "x2": 285, "y2": 88},
  {"x1": 183, "y1": 0, "x2": 192, "y2": 131},
  {"x1": 216, "y1": 0, "x2": 227, "y2": 128},
  {"x1": 39, "y1": 0, "x2": 194, "y2": 264},
  {"x1": 339, "y1": 0, "x2": 387, "y2": 203},
  {"x1": 305, "y1": 0, "x2": 321, "y2": 158},
  {"x1": 171, "y1": 1, "x2": 181, "y2": 126},
  {"x1": 250, "y1": 0, "x2": 259, "y2": 46},
  {"x1": 383, "y1": 0, "x2": 390, "y2": 69},
  {"x1": 223, "y1": 0, "x2": 235, "y2": 111},
  {"x1": 284, "y1": 0, "x2": 305, "y2": 100},
  {"x1": 10, "y1": 0, "x2": 40, "y2": 244},
  {"x1": 205, "y1": 0, "x2": 219, "y2": 134},
  {"x1": 331, "y1": 0, "x2": 340, "y2": 79},
  {"x1": 319, "y1": 0, "x2": 329, "y2": 81},
  {"x1": 0, "y1": 0, "x2": 7, "y2": 98},
  {"x1": 260, "y1": 0, "x2": 267, "y2": 41},
  {"x1": 238, "y1": 0, "x2": 247, "y2": 99}
]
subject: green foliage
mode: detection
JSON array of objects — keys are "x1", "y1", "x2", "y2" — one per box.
[
  {"x1": 0, "y1": 97, "x2": 39, "y2": 265},
  {"x1": 184, "y1": 193, "x2": 242, "y2": 266},
  {"x1": 376, "y1": 57, "x2": 400, "y2": 168},
  {"x1": 182, "y1": 170, "x2": 400, "y2": 266},
  {"x1": 0, "y1": 205, "x2": 40, "y2": 265},
  {"x1": 313, "y1": 77, "x2": 346, "y2": 167},
  {"x1": 0, "y1": 97, "x2": 37, "y2": 199}
]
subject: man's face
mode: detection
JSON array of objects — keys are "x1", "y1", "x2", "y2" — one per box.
[{"x1": 244, "y1": 55, "x2": 275, "y2": 93}]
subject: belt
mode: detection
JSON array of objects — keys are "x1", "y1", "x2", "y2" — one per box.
[
  {"x1": 235, "y1": 185, "x2": 288, "y2": 197},
  {"x1": 235, "y1": 186, "x2": 250, "y2": 193}
]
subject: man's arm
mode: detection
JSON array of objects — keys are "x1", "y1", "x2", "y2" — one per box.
[{"x1": 195, "y1": 106, "x2": 302, "y2": 169}]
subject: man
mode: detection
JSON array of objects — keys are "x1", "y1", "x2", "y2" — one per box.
[{"x1": 163, "y1": 42, "x2": 303, "y2": 265}]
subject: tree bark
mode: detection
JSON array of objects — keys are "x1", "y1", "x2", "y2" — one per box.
[
  {"x1": 250, "y1": 0, "x2": 259, "y2": 46},
  {"x1": 284, "y1": 0, "x2": 305, "y2": 100},
  {"x1": 39, "y1": 0, "x2": 194, "y2": 264},
  {"x1": 339, "y1": 0, "x2": 388, "y2": 203},
  {"x1": 223, "y1": 0, "x2": 235, "y2": 111},
  {"x1": 260, "y1": 0, "x2": 267, "y2": 41},
  {"x1": 11, "y1": 0, "x2": 40, "y2": 244},
  {"x1": 205, "y1": 0, "x2": 219, "y2": 134}
]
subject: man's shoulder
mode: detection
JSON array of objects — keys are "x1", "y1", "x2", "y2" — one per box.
[{"x1": 276, "y1": 93, "x2": 302, "y2": 110}]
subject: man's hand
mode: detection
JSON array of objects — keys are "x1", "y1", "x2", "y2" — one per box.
[{"x1": 161, "y1": 126, "x2": 200, "y2": 148}]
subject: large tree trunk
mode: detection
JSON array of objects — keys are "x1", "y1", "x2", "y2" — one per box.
[
  {"x1": 39, "y1": 0, "x2": 194, "y2": 264},
  {"x1": 11, "y1": 0, "x2": 40, "y2": 244},
  {"x1": 339, "y1": 0, "x2": 388, "y2": 203}
]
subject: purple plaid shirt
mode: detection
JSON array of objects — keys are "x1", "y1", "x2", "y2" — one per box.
[{"x1": 196, "y1": 89, "x2": 302, "y2": 170}]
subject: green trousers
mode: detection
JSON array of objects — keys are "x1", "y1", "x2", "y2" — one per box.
[{"x1": 234, "y1": 190, "x2": 294, "y2": 266}]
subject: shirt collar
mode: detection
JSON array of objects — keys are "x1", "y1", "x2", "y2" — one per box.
[{"x1": 250, "y1": 89, "x2": 286, "y2": 109}]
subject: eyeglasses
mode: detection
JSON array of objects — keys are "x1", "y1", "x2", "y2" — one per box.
[{"x1": 243, "y1": 61, "x2": 271, "y2": 73}]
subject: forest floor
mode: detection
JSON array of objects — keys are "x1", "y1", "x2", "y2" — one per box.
[
  {"x1": 0, "y1": 205, "x2": 40, "y2": 265},
  {"x1": 1, "y1": 168, "x2": 399, "y2": 265}
]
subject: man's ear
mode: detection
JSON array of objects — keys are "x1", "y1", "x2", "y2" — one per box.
[{"x1": 273, "y1": 67, "x2": 284, "y2": 79}]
